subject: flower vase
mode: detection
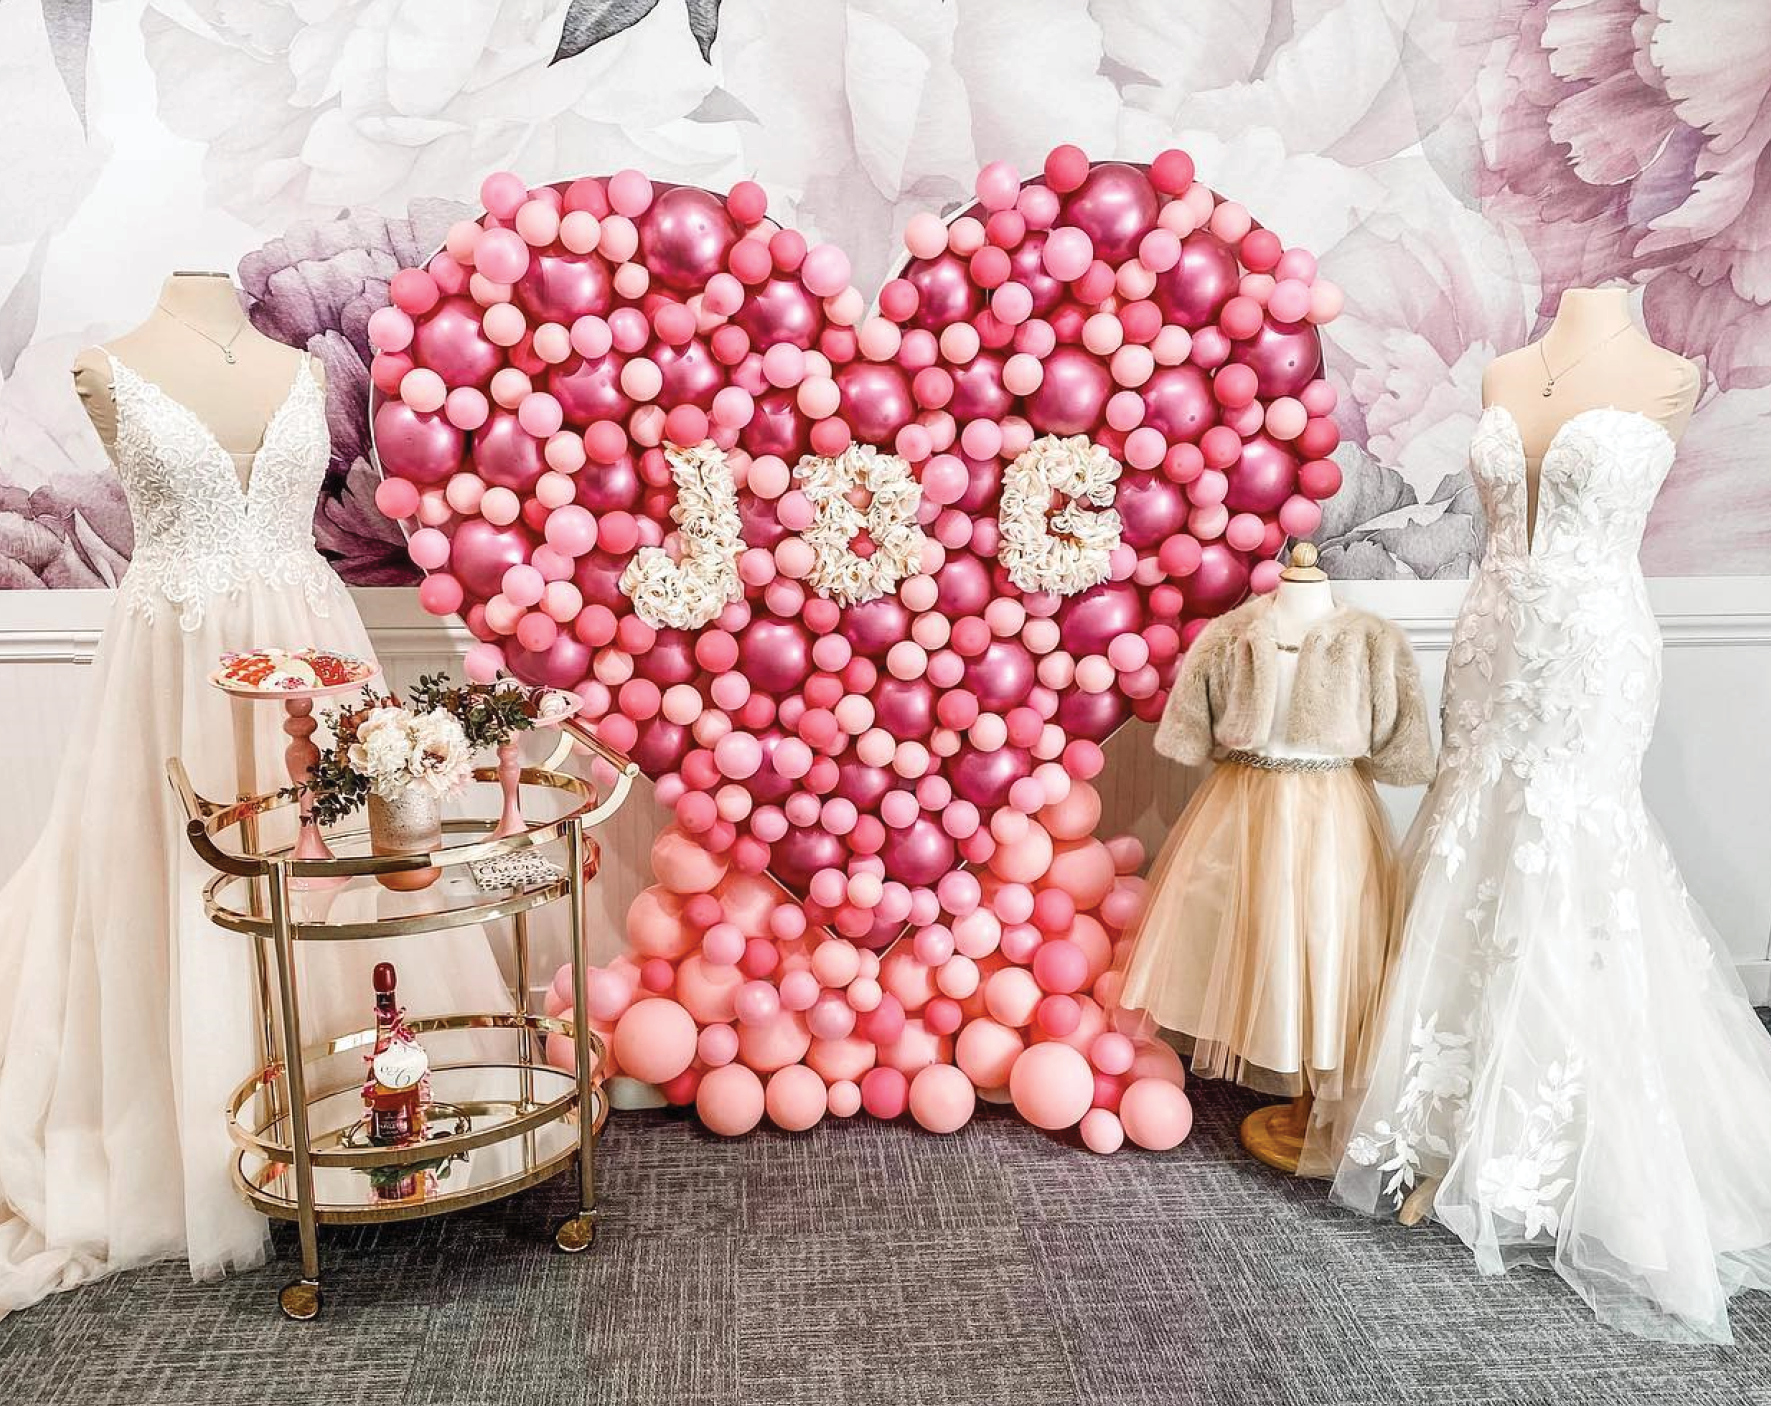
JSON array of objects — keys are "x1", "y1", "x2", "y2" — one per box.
[{"x1": 369, "y1": 787, "x2": 443, "y2": 891}]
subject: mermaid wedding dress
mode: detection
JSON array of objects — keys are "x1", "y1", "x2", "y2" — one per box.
[
  {"x1": 1325, "y1": 405, "x2": 1771, "y2": 1343},
  {"x1": 0, "y1": 355, "x2": 507, "y2": 1316}
]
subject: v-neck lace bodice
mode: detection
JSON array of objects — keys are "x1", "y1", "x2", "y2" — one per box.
[{"x1": 104, "y1": 354, "x2": 340, "y2": 630}]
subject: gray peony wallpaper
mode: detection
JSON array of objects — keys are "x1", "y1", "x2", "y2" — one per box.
[{"x1": 1, "y1": 0, "x2": 1766, "y2": 591}]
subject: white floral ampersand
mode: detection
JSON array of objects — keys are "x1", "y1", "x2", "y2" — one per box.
[
  {"x1": 793, "y1": 444, "x2": 927, "y2": 606},
  {"x1": 619, "y1": 441, "x2": 745, "y2": 630},
  {"x1": 996, "y1": 434, "x2": 1123, "y2": 597}
]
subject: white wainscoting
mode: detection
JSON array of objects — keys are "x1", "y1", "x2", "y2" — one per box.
[{"x1": 2, "y1": 580, "x2": 1768, "y2": 1002}]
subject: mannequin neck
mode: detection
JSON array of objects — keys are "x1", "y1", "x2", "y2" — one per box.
[
  {"x1": 1270, "y1": 576, "x2": 1335, "y2": 642},
  {"x1": 1548, "y1": 287, "x2": 1635, "y2": 347},
  {"x1": 155, "y1": 273, "x2": 247, "y2": 336}
]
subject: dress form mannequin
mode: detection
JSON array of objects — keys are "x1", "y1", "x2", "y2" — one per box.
[
  {"x1": 1390, "y1": 289, "x2": 1700, "y2": 1230},
  {"x1": 71, "y1": 272, "x2": 322, "y2": 490},
  {"x1": 1240, "y1": 541, "x2": 1335, "y2": 1173},
  {"x1": 1481, "y1": 286, "x2": 1698, "y2": 549}
]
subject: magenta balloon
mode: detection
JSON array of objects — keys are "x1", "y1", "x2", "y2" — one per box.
[
  {"x1": 1229, "y1": 318, "x2": 1324, "y2": 399},
  {"x1": 1025, "y1": 345, "x2": 1111, "y2": 436},
  {"x1": 835, "y1": 761, "x2": 895, "y2": 812},
  {"x1": 515, "y1": 250, "x2": 612, "y2": 324},
  {"x1": 1225, "y1": 433, "x2": 1300, "y2": 514},
  {"x1": 1116, "y1": 472, "x2": 1187, "y2": 550},
  {"x1": 631, "y1": 716, "x2": 691, "y2": 776},
  {"x1": 841, "y1": 596, "x2": 911, "y2": 657},
  {"x1": 878, "y1": 816, "x2": 958, "y2": 888},
  {"x1": 549, "y1": 352, "x2": 631, "y2": 427},
  {"x1": 964, "y1": 639, "x2": 1035, "y2": 712},
  {"x1": 952, "y1": 456, "x2": 1002, "y2": 514},
  {"x1": 750, "y1": 732, "x2": 797, "y2": 805},
  {"x1": 733, "y1": 277, "x2": 820, "y2": 350},
  {"x1": 1060, "y1": 162, "x2": 1159, "y2": 266},
  {"x1": 842, "y1": 596, "x2": 911, "y2": 657},
  {"x1": 834, "y1": 361, "x2": 915, "y2": 445},
  {"x1": 473, "y1": 408, "x2": 546, "y2": 492},
  {"x1": 1058, "y1": 580, "x2": 1147, "y2": 657},
  {"x1": 873, "y1": 677, "x2": 936, "y2": 738},
  {"x1": 1152, "y1": 231, "x2": 1240, "y2": 330},
  {"x1": 1139, "y1": 364, "x2": 1216, "y2": 444},
  {"x1": 572, "y1": 548, "x2": 631, "y2": 609},
  {"x1": 771, "y1": 826, "x2": 849, "y2": 892},
  {"x1": 638, "y1": 185, "x2": 739, "y2": 294},
  {"x1": 412, "y1": 296, "x2": 504, "y2": 388},
  {"x1": 906, "y1": 253, "x2": 984, "y2": 333},
  {"x1": 948, "y1": 744, "x2": 1034, "y2": 810},
  {"x1": 575, "y1": 452, "x2": 642, "y2": 512},
  {"x1": 738, "y1": 489, "x2": 789, "y2": 550},
  {"x1": 451, "y1": 517, "x2": 535, "y2": 598},
  {"x1": 654, "y1": 338, "x2": 723, "y2": 410},
  {"x1": 633, "y1": 627, "x2": 699, "y2": 685},
  {"x1": 855, "y1": 908, "x2": 909, "y2": 952},
  {"x1": 935, "y1": 553, "x2": 992, "y2": 615},
  {"x1": 741, "y1": 389, "x2": 810, "y2": 461},
  {"x1": 373, "y1": 399, "x2": 463, "y2": 486},
  {"x1": 1189, "y1": 542, "x2": 1252, "y2": 614},
  {"x1": 738, "y1": 618, "x2": 812, "y2": 696},
  {"x1": 1008, "y1": 233, "x2": 1065, "y2": 317},
  {"x1": 949, "y1": 352, "x2": 1013, "y2": 423},
  {"x1": 1056, "y1": 688, "x2": 1131, "y2": 743},
  {"x1": 506, "y1": 633, "x2": 591, "y2": 690}
]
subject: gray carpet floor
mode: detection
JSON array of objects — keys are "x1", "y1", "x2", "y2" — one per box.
[{"x1": 3, "y1": 1043, "x2": 1770, "y2": 1406}]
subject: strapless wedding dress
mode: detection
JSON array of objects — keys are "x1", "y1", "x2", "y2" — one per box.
[
  {"x1": 1324, "y1": 406, "x2": 1771, "y2": 1343},
  {"x1": 0, "y1": 356, "x2": 507, "y2": 1316}
]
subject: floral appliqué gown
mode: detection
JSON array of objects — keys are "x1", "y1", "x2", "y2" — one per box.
[
  {"x1": 0, "y1": 356, "x2": 507, "y2": 1316},
  {"x1": 1327, "y1": 405, "x2": 1771, "y2": 1343}
]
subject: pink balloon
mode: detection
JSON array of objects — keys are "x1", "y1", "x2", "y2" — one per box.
[
  {"x1": 1119, "y1": 1077, "x2": 1194, "y2": 1150},
  {"x1": 639, "y1": 185, "x2": 739, "y2": 294},
  {"x1": 413, "y1": 296, "x2": 505, "y2": 387},
  {"x1": 1008, "y1": 1042, "x2": 1094, "y2": 1130},
  {"x1": 908, "y1": 1064, "x2": 976, "y2": 1134},
  {"x1": 1139, "y1": 364, "x2": 1216, "y2": 444},
  {"x1": 1226, "y1": 433, "x2": 1300, "y2": 514},
  {"x1": 1025, "y1": 345, "x2": 1112, "y2": 436},
  {"x1": 1152, "y1": 232, "x2": 1239, "y2": 329},
  {"x1": 1115, "y1": 472, "x2": 1187, "y2": 550},
  {"x1": 905, "y1": 252, "x2": 984, "y2": 332},
  {"x1": 764, "y1": 1063, "x2": 828, "y2": 1132},
  {"x1": 949, "y1": 745, "x2": 1033, "y2": 810},
  {"x1": 1080, "y1": 1107, "x2": 1125, "y2": 1154},
  {"x1": 612, "y1": 998, "x2": 698, "y2": 1084},
  {"x1": 449, "y1": 518, "x2": 534, "y2": 598},
  {"x1": 374, "y1": 400, "x2": 464, "y2": 485},
  {"x1": 956, "y1": 1018, "x2": 1024, "y2": 1088},
  {"x1": 473, "y1": 409, "x2": 546, "y2": 492},
  {"x1": 1059, "y1": 161, "x2": 1159, "y2": 265},
  {"x1": 734, "y1": 277, "x2": 822, "y2": 350},
  {"x1": 697, "y1": 1063, "x2": 766, "y2": 1136},
  {"x1": 548, "y1": 352, "x2": 631, "y2": 426},
  {"x1": 834, "y1": 361, "x2": 915, "y2": 445},
  {"x1": 1229, "y1": 317, "x2": 1323, "y2": 398}
]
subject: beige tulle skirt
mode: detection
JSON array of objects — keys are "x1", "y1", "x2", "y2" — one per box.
[{"x1": 1116, "y1": 753, "x2": 1401, "y2": 1100}]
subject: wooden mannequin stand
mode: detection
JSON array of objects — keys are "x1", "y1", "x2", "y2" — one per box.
[{"x1": 1241, "y1": 1093, "x2": 1314, "y2": 1172}]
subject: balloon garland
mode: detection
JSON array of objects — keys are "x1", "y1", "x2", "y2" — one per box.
[{"x1": 370, "y1": 148, "x2": 1342, "y2": 1148}]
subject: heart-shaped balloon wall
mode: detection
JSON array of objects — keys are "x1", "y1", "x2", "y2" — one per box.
[{"x1": 369, "y1": 148, "x2": 1343, "y2": 1147}]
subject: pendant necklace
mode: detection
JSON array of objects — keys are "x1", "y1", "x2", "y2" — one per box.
[
  {"x1": 1537, "y1": 322, "x2": 1634, "y2": 398},
  {"x1": 157, "y1": 302, "x2": 248, "y2": 365}
]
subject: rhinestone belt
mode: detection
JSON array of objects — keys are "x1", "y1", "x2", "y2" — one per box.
[{"x1": 1222, "y1": 749, "x2": 1355, "y2": 774}]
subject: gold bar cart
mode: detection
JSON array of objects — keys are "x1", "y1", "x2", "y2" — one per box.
[{"x1": 169, "y1": 722, "x2": 639, "y2": 1320}]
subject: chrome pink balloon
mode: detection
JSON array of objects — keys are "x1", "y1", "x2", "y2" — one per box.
[
  {"x1": 738, "y1": 618, "x2": 813, "y2": 696},
  {"x1": 516, "y1": 250, "x2": 612, "y2": 323},
  {"x1": 474, "y1": 408, "x2": 546, "y2": 492},
  {"x1": 905, "y1": 253, "x2": 984, "y2": 332},
  {"x1": 633, "y1": 628, "x2": 699, "y2": 685},
  {"x1": 571, "y1": 548, "x2": 632, "y2": 609},
  {"x1": 1189, "y1": 542, "x2": 1252, "y2": 614},
  {"x1": 1058, "y1": 581, "x2": 1146, "y2": 657},
  {"x1": 1225, "y1": 433, "x2": 1300, "y2": 514},
  {"x1": 877, "y1": 816, "x2": 957, "y2": 888},
  {"x1": 549, "y1": 352, "x2": 632, "y2": 425},
  {"x1": 1059, "y1": 162, "x2": 1159, "y2": 265},
  {"x1": 411, "y1": 296, "x2": 504, "y2": 388},
  {"x1": 1056, "y1": 688, "x2": 1130, "y2": 743},
  {"x1": 733, "y1": 277, "x2": 821, "y2": 350},
  {"x1": 654, "y1": 337, "x2": 725, "y2": 410},
  {"x1": 841, "y1": 596, "x2": 911, "y2": 657},
  {"x1": 740, "y1": 389, "x2": 810, "y2": 461},
  {"x1": 1025, "y1": 345, "x2": 1111, "y2": 436},
  {"x1": 949, "y1": 352, "x2": 1013, "y2": 423},
  {"x1": 1115, "y1": 472, "x2": 1187, "y2": 550},
  {"x1": 638, "y1": 185, "x2": 739, "y2": 294},
  {"x1": 964, "y1": 639, "x2": 1035, "y2": 712},
  {"x1": 373, "y1": 399, "x2": 463, "y2": 485},
  {"x1": 506, "y1": 633, "x2": 591, "y2": 689},
  {"x1": 834, "y1": 362, "x2": 915, "y2": 445},
  {"x1": 834, "y1": 762, "x2": 895, "y2": 811},
  {"x1": 1152, "y1": 231, "x2": 1239, "y2": 329},
  {"x1": 935, "y1": 553, "x2": 992, "y2": 616},
  {"x1": 874, "y1": 677, "x2": 937, "y2": 738},
  {"x1": 573, "y1": 452, "x2": 642, "y2": 511},
  {"x1": 772, "y1": 826, "x2": 850, "y2": 891},
  {"x1": 1229, "y1": 317, "x2": 1323, "y2": 398},
  {"x1": 631, "y1": 716, "x2": 692, "y2": 775},
  {"x1": 1139, "y1": 364, "x2": 1216, "y2": 444},
  {"x1": 1007, "y1": 233, "x2": 1065, "y2": 317},
  {"x1": 450, "y1": 517, "x2": 535, "y2": 598},
  {"x1": 949, "y1": 744, "x2": 1034, "y2": 809}
]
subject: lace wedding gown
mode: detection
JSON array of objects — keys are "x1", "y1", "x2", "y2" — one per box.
[
  {"x1": 1325, "y1": 406, "x2": 1771, "y2": 1344},
  {"x1": 0, "y1": 355, "x2": 508, "y2": 1316}
]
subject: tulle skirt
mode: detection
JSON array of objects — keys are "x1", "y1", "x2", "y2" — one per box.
[
  {"x1": 0, "y1": 578, "x2": 510, "y2": 1318},
  {"x1": 1115, "y1": 753, "x2": 1401, "y2": 1100}
]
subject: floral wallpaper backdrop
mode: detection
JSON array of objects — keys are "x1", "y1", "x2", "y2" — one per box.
[{"x1": 1, "y1": 0, "x2": 1766, "y2": 591}]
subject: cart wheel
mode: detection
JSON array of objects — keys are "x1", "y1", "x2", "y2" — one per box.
[
  {"x1": 279, "y1": 1279, "x2": 322, "y2": 1321},
  {"x1": 554, "y1": 1211, "x2": 597, "y2": 1253}
]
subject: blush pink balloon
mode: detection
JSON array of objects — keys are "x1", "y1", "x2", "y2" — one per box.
[{"x1": 1008, "y1": 1042, "x2": 1094, "y2": 1130}]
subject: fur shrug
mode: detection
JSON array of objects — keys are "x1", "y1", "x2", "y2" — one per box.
[{"x1": 1154, "y1": 595, "x2": 1435, "y2": 786}]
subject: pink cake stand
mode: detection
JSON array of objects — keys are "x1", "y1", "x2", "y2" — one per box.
[
  {"x1": 490, "y1": 690, "x2": 586, "y2": 840},
  {"x1": 209, "y1": 657, "x2": 381, "y2": 889}
]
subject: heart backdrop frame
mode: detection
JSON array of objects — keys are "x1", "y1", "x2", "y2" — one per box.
[{"x1": 368, "y1": 147, "x2": 1344, "y2": 1148}]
